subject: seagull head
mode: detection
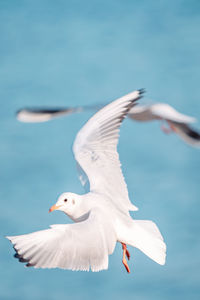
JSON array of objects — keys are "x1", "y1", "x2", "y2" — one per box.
[{"x1": 49, "y1": 192, "x2": 81, "y2": 216}]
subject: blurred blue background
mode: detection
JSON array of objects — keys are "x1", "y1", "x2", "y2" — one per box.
[{"x1": 1, "y1": 0, "x2": 200, "y2": 299}]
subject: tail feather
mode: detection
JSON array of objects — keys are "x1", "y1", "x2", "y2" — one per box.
[{"x1": 127, "y1": 220, "x2": 166, "y2": 265}]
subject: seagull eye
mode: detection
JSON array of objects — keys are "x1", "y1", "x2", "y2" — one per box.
[{"x1": 64, "y1": 199, "x2": 68, "y2": 203}]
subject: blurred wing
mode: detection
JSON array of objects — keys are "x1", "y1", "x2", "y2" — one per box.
[
  {"x1": 16, "y1": 104, "x2": 104, "y2": 123},
  {"x1": 168, "y1": 121, "x2": 200, "y2": 147},
  {"x1": 149, "y1": 103, "x2": 196, "y2": 123},
  {"x1": 6, "y1": 209, "x2": 116, "y2": 272},
  {"x1": 17, "y1": 108, "x2": 78, "y2": 123},
  {"x1": 129, "y1": 103, "x2": 196, "y2": 124},
  {"x1": 73, "y1": 90, "x2": 144, "y2": 214},
  {"x1": 128, "y1": 105, "x2": 157, "y2": 121}
]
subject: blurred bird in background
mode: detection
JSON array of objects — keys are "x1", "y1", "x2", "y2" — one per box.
[{"x1": 17, "y1": 94, "x2": 200, "y2": 147}]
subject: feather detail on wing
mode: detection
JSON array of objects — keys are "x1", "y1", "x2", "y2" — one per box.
[
  {"x1": 6, "y1": 209, "x2": 116, "y2": 272},
  {"x1": 73, "y1": 90, "x2": 144, "y2": 214}
]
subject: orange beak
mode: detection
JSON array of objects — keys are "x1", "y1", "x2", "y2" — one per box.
[{"x1": 49, "y1": 204, "x2": 61, "y2": 213}]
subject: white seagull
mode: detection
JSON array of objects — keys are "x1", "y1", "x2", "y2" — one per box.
[
  {"x1": 16, "y1": 101, "x2": 200, "y2": 147},
  {"x1": 7, "y1": 90, "x2": 166, "y2": 273},
  {"x1": 129, "y1": 103, "x2": 200, "y2": 147}
]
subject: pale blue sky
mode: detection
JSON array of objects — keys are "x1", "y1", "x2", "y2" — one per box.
[{"x1": 1, "y1": 1, "x2": 200, "y2": 299}]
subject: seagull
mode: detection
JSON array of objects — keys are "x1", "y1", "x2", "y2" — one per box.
[
  {"x1": 129, "y1": 103, "x2": 200, "y2": 147},
  {"x1": 16, "y1": 100, "x2": 200, "y2": 147},
  {"x1": 7, "y1": 90, "x2": 166, "y2": 273}
]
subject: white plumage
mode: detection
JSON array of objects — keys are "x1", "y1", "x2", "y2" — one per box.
[
  {"x1": 9, "y1": 208, "x2": 116, "y2": 271},
  {"x1": 7, "y1": 90, "x2": 166, "y2": 272},
  {"x1": 129, "y1": 103, "x2": 200, "y2": 146},
  {"x1": 73, "y1": 91, "x2": 140, "y2": 214},
  {"x1": 16, "y1": 98, "x2": 200, "y2": 147}
]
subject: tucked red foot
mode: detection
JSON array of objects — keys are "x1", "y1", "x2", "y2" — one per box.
[
  {"x1": 161, "y1": 123, "x2": 172, "y2": 134},
  {"x1": 121, "y1": 243, "x2": 130, "y2": 273},
  {"x1": 168, "y1": 122, "x2": 176, "y2": 132},
  {"x1": 161, "y1": 121, "x2": 176, "y2": 134}
]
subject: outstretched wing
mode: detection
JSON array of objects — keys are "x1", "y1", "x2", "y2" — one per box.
[
  {"x1": 73, "y1": 90, "x2": 143, "y2": 214},
  {"x1": 149, "y1": 103, "x2": 196, "y2": 123},
  {"x1": 16, "y1": 104, "x2": 105, "y2": 123},
  {"x1": 129, "y1": 103, "x2": 196, "y2": 123},
  {"x1": 16, "y1": 108, "x2": 77, "y2": 123},
  {"x1": 6, "y1": 209, "x2": 116, "y2": 272}
]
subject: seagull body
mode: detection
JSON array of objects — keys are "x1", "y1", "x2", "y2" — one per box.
[
  {"x1": 7, "y1": 90, "x2": 166, "y2": 272},
  {"x1": 129, "y1": 103, "x2": 200, "y2": 146}
]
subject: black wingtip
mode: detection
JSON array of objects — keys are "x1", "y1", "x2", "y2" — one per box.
[
  {"x1": 13, "y1": 246, "x2": 31, "y2": 264},
  {"x1": 138, "y1": 88, "x2": 146, "y2": 95},
  {"x1": 26, "y1": 263, "x2": 34, "y2": 267},
  {"x1": 187, "y1": 127, "x2": 200, "y2": 140},
  {"x1": 14, "y1": 253, "x2": 29, "y2": 263}
]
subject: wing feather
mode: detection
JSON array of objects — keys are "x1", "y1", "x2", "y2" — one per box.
[
  {"x1": 6, "y1": 209, "x2": 116, "y2": 272},
  {"x1": 73, "y1": 90, "x2": 143, "y2": 214}
]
